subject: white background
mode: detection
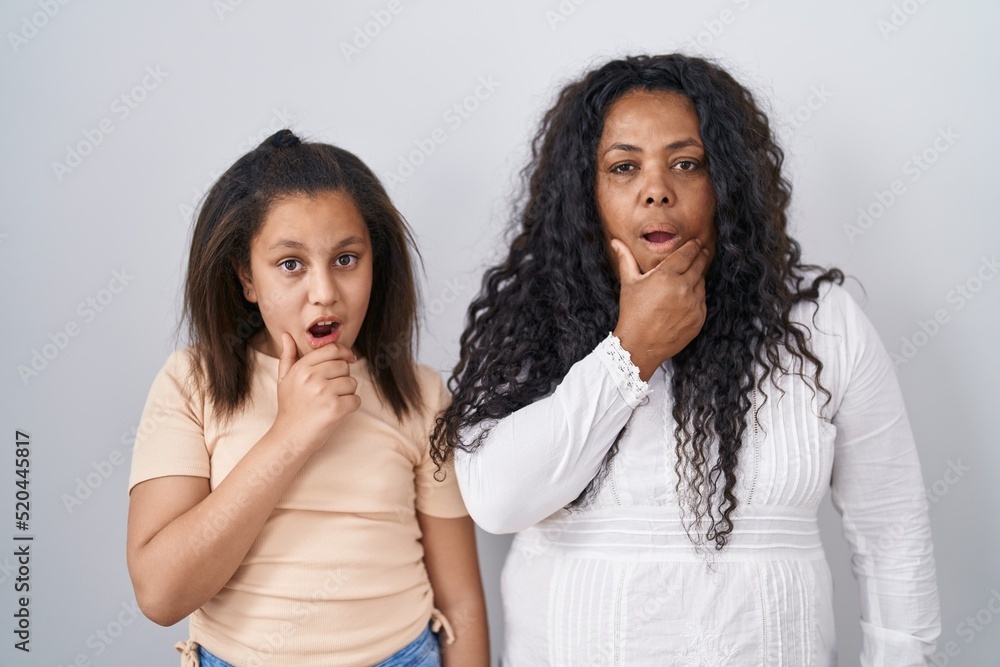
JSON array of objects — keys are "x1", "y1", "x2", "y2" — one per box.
[{"x1": 1, "y1": 1, "x2": 997, "y2": 665}]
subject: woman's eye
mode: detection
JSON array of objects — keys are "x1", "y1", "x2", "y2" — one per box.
[
  {"x1": 675, "y1": 160, "x2": 699, "y2": 171},
  {"x1": 280, "y1": 259, "x2": 301, "y2": 272},
  {"x1": 336, "y1": 254, "x2": 358, "y2": 267},
  {"x1": 610, "y1": 163, "x2": 635, "y2": 175}
]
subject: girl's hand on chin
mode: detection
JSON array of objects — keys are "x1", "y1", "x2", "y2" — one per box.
[{"x1": 272, "y1": 332, "x2": 361, "y2": 455}]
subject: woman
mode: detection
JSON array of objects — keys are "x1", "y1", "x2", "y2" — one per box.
[{"x1": 432, "y1": 54, "x2": 939, "y2": 665}]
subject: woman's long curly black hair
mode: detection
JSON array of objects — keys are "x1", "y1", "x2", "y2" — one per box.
[{"x1": 431, "y1": 54, "x2": 842, "y2": 550}]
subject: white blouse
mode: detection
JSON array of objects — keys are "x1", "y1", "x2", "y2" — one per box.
[{"x1": 455, "y1": 283, "x2": 939, "y2": 666}]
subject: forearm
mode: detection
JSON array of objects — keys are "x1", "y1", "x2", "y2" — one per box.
[
  {"x1": 838, "y1": 479, "x2": 939, "y2": 666},
  {"x1": 129, "y1": 427, "x2": 313, "y2": 625},
  {"x1": 417, "y1": 513, "x2": 489, "y2": 666},
  {"x1": 834, "y1": 450, "x2": 939, "y2": 664},
  {"x1": 439, "y1": 597, "x2": 490, "y2": 667},
  {"x1": 455, "y1": 334, "x2": 647, "y2": 533}
]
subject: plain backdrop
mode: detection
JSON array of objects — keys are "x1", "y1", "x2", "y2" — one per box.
[{"x1": 1, "y1": 1, "x2": 998, "y2": 665}]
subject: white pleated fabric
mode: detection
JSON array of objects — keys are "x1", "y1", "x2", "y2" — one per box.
[{"x1": 456, "y1": 283, "x2": 939, "y2": 666}]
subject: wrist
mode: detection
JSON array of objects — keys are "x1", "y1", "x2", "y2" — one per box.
[
  {"x1": 599, "y1": 332, "x2": 652, "y2": 408},
  {"x1": 611, "y1": 326, "x2": 657, "y2": 381},
  {"x1": 265, "y1": 419, "x2": 321, "y2": 460}
]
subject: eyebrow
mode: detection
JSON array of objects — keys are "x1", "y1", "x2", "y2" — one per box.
[
  {"x1": 602, "y1": 138, "x2": 703, "y2": 156},
  {"x1": 267, "y1": 235, "x2": 368, "y2": 252}
]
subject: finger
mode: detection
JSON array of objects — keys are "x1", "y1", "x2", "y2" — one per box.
[
  {"x1": 314, "y1": 359, "x2": 353, "y2": 380},
  {"x1": 340, "y1": 393, "x2": 363, "y2": 415},
  {"x1": 689, "y1": 246, "x2": 712, "y2": 279},
  {"x1": 302, "y1": 342, "x2": 358, "y2": 365},
  {"x1": 327, "y1": 375, "x2": 360, "y2": 397},
  {"x1": 656, "y1": 238, "x2": 703, "y2": 275},
  {"x1": 610, "y1": 239, "x2": 641, "y2": 282},
  {"x1": 692, "y1": 273, "x2": 707, "y2": 302},
  {"x1": 277, "y1": 333, "x2": 299, "y2": 382}
]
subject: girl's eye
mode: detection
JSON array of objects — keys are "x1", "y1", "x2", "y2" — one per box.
[
  {"x1": 280, "y1": 259, "x2": 301, "y2": 272},
  {"x1": 336, "y1": 254, "x2": 358, "y2": 267}
]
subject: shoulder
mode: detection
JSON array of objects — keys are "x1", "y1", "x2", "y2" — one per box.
[
  {"x1": 413, "y1": 363, "x2": 450, "y2": 414},
  {"x1": 784, "y1": 278, "x2": 881, "y2": 404},
  {"x1": 788, "y1": 277, "x2": 898, "y2": 400},
  {"x1": 160, "y1": 345, "x2": 205, "y2": 382},
  {"x1": 160, "y1": 346, "x2": 199, "y2": 376},
  {"x1": 788, "y1": 277, "x2": 868, "y2": 341},
  {"x1": 146, "y1": 346, "x2": 209, "y2": 409},
  {"x1": 130, "y1": 347, "x2": 214, "y2": 490},
  {"x1": 398, "y1": 363, "x2": 451, "y2": 442},
  {"x1": 361, "y1": 361, "x2": 450, "y2": 430}
]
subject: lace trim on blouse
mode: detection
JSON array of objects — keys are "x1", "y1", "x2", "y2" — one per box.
[{"x1": 596, "y1": 333, "x2": 650, "y2": 408}]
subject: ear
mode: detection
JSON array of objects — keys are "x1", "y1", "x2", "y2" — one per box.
[{"x1": 234, "y1": 260, "x2": 258, "y2": 304}]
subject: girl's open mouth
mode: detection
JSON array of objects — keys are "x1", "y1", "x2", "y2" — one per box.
[{"x1": 307, "y1": 320, "x2": 341, "y2": 347}]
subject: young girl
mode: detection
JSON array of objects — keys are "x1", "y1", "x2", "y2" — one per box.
[
  {"x1": 433, "y1": 54, "x2": 939, "y2": 665},
  {"x1": 127, "y1": 130, "x2": 489, "y2": 667}
]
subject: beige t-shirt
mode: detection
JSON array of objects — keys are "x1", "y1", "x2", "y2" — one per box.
[{"x1": 128, "y1": 347, "x2": 468, "y2": 667}]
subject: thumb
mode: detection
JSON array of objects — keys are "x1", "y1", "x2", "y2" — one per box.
[
  {"x1": 277, "y1": 333, "x2": 299, "y2": 382},
  {"x1": 610, "y1": 239, "x2": 641, "y2": 282}
]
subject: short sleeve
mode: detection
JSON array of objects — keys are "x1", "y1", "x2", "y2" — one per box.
[
  {"x1": 413, "y1": 368, "x2": 468, "y2": 519},
  {"x1": 127, "y1": 350, "x2": 211, "y2": 493}
]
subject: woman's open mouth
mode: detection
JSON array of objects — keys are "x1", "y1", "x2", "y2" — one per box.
[
  {"x1": 643, "y1": 231, "x2": 676, "y2": 243},
  {"x1": 641, "y1": 230, "x2": 679, "y2": 252}
]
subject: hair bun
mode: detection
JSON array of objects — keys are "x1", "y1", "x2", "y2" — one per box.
[{"x1": 267, "y1": 129, "x2": 300, "y2": 149}]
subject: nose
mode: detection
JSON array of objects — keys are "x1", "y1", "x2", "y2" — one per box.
[
  {"x1": 308, "y1": 268, "x2": 339, "y2": 305},
  {"x1": 641, "y1": 165, "x2": 675, "y2": 206}
]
